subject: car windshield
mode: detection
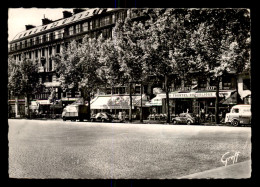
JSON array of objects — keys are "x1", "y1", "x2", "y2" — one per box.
[{"x1": 187, "y1": 113, "x2": 195, "y2": 117}]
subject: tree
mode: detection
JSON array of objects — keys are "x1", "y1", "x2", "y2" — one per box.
[
  {"x1": 189, "y1": 9, "x2": 250, "y2": 124},
  {"x1": 142, "y1": 8, "x2": 194, "y2": 123},
  {"x1": 55, "y1": 35, "x2": 105, "y2": 120},
  {"x1": 8, "y1": 54, "x2": 39, "y2": 117},
  {"x1": 113, "y1": 16, "x2": 149, "y2": 122}
]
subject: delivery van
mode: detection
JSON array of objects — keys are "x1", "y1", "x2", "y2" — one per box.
[
  {"x1": 225, "y1": 104, "x2": 251, "y2": 126},
  {"x1": 62, "y1": 104, "x2": 89, "y2": 121}
]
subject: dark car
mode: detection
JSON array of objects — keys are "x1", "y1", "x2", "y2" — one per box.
[
  {"x1": 171, "y1": 113, "x2": 199, "y2": 125},
  {"x1": 90, "y1": 112, "x2": 113, "y2": 122}
]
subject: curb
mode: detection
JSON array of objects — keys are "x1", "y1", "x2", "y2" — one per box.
[{"x1": 179, "y1": 160, "x2": 251, "y2": 179}]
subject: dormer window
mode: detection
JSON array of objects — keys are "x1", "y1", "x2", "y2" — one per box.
[
  {"x1": 40, "y1": 26, "x2": 47, "y2": 31},
  {"x1": 71, "y1": 16, "x2": 76, "y2": 21},
  {"x1": 34, "y1": 29, "x2": 38, "y2": 33},
  {"x1": 50, "y1": 22, "x2": 58, "y2": 28},
  {"x1": 62, "y1": 19, "x2": 68, "y2": 24}
]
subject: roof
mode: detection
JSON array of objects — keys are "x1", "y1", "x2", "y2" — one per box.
[{"x1": 10, "y1": 8, "x2": 117, "y2": 43}]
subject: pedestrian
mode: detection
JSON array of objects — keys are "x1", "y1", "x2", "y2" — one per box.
[{"x1": 201, "y1": 108, "x2": 205, "y2": 122}]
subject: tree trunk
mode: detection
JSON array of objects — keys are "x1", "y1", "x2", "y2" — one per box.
[
  {"x1": 129, "y1": 82, "x2": 133, "y2": 123},
  {"x1": 86, "y1": 92, "x2": 91, "y2": 120},
  {"x1": 15, "y1": 96, "x2": 19, "y2": 118},
  {"x1": 215, "y1": 77, "x2": 220, "y2": 124},
  {"x1": 165, "y1": 75, "x2": 170, "y2": 123},
  {"x1": 140, "y1": 82, "x2": 143, "y2": 123},
  {"x1": 25, "y1": 94, "x2": 30, "y2": 118}
]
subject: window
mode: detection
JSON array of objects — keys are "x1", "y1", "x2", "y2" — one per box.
[
  {"x1": 135, "y1": 86, "x2": 141, "y2": 94},
  {"x1": 42, "y1": 48, "x2": 45, "y2": 56},
  {"x1": 42, "y1": 35, "x2": 47, "y2": 42},
  {"x1": 49, "y1": 46, "x2": 52, "y2": 55},
  {"x1": 36, "y1": 37, "x2": 39, "y2": 44},
  {"x1": 15, "y1": 43, "x2": 17, "y2": 50},
  {"x1": 243, "y1": 79, "x2": 251, "y2": 90},
  {"x1": 198, "y1": 78, "x2": 207, "y2": 89},
  {"x1": 232, "y1": 108, "x2": 239, "y2": 113},
  {"x1": 222, "y1": 76, "x2": 232, "y2": 89},
  {"x1": 30, "y1": 38, "x2": 33, "y2": 46},
  {"x1": 62, "y1": 19, "x2": 68, "y2": 24},
  {"x1": 69, "y1": 26, "x2": 74, "y2": 35},
  {"x1": 71, "y1": 16, "x2": 76, "y2": 21},
  {"x1": 35, "y1": 50, "x2": 38, "y2": 58},
  {"x1": 49, "y1": 60, "x2": 52, "y2": 71},
  {"x1": 24, "y1": 40, "x2": 27, "y2": 47},
  {"x1": 40, "y1": 26, "x2": 47, "y2": 31},
  {"x1": 50, "y1": 22, "x2": 58, "y2": 28},
  {"x1": 75, "y1": 24, "x2": 81, "y2": 33},
  {"x1": 90, "y1": 21, "x2": 92, "y2": 30},
  {"x1": 82, "y1": 22, "x2": 89, "y2": 31},
  {"x1": 29, "y1": 52, "x2": 32, "y2": 59},
  {"x1": 56, "y1": 44, "x2": 60, "y2": 53},
  {"x1": 106, "y1": 88, "x2": 112, "y2": 94},
  {"x1": 112, "y1": 14, "x2": 115, "y2": 23},
  {"x1": 49, "y1": 32, "x2": 54, "y2": 41}
]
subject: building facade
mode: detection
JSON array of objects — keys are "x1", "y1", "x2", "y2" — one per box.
[
  {"x1": 8, "y1": 8, "x2": 250, "y2": 120},
  {"x1": 8, "y1": 8, "x2": 148, "y2": 118}
]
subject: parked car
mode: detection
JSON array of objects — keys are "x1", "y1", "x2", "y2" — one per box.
[
  {"x1": 90, "y1": 112, "x2": 113, "y2": 122},
  {"x1": 171, "y1": 113, "x2": 199, "y2": 125},
  {"x1": 225, "y1": 104, "x2": 251, "y2": 126}
]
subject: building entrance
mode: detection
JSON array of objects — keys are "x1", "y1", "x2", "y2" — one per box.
[{"x1": 175, "y1": 99, "x2": 193, "y2": 114}]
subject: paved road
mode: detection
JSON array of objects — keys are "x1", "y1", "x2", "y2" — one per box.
[{"x1": 8, "y1": 119, "x2": 251, "y2": 179}]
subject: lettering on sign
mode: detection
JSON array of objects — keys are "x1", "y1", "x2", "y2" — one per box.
[{"x1": 221, "y1": 151, "x2": 240, "y2": 167}]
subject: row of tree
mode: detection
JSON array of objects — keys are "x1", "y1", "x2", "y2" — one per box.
[{"x1": 8, "y1": 8, "x2": 250, "y2": 123}]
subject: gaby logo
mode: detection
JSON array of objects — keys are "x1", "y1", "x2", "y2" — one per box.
[{"x1": 221, "y1": 152, "x2": 240, "y2": 167}]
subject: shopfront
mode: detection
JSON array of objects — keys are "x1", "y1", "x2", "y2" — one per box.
[
  {"x1": 160, "y1": 90, "x2": 235, "y2": 116},
  {"x1": 91, "y1": 94, "x2": 149, "y2": 118}
]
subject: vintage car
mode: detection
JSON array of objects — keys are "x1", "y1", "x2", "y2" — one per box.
[
  {"x1": 90, "y1": 112, "x2": 113, "y2": 122},
  {"x1": 171, "y1": 113, "x2": 199, "y2": 125},
  {"x1": 225, "y1": 104, "x2": 251, "y2": 126}
]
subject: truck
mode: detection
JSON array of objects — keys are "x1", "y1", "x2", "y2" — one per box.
[
  {"x1": 224, "y1": 104, "x2": 251, "y2": 126},
  {"x1": 62, "y1": 104, "x2": 89, "y2": 122}
]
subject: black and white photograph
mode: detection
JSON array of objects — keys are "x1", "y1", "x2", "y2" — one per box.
[{"x1": 7, "y1": 7, "x2": 252, "y2": 179}]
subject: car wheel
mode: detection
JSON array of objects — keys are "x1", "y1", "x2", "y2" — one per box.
[
  {"x1": 63, "y1": 117, "x2": 66, "y2": 121},
  {"x1": 231, "y1": 119, "x2": 239, "y2": 127},
  {"x1": 91, "y1": 118, "x2": 94, "y2": 122},
  {"x1": 187, "y1": 120, "x2": 192, "y2": 125},
  {"x1": 173, "y1": 120, "x2": 177, "y2": 125},
  {"x1": 101, "y1": 118, "x2": 105, "y2": 122}
]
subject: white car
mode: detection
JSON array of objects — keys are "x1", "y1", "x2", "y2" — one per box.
[{"x1": 225, "y1": 105, "x2": 251, "y2": 126}]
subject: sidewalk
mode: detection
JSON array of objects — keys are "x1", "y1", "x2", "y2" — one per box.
[{"x1": 178, "y1": 160, "x2": 251, "y2": 179}]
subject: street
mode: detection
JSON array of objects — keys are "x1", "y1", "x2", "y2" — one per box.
[{"x1": 8, "y1": 119, "x2": 251, "y2": 179}]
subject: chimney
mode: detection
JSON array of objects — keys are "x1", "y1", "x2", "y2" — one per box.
[
  {"x1": 42, "y1": 18, "x2": 53, "y2": 25},
  {"x1": 73, "y1": 8, "x2": 86, "y2": 15},
  {"x1": 25, "y1": 25, "x2": 36, "y2": 30},
  {"x1": 62, "y1": 11, "x2": 73, "y2": 18}
]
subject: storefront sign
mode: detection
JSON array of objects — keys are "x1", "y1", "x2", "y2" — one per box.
[
  {"x1": 168, "y1": 91, "x2": 232, "y2": 99},
  {"x1": 36, "y1": 100, "x2": 51, "y2": 105}
]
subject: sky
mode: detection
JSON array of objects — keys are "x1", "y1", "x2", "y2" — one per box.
[{"x1": 8, "y1": 8, "x2": 75, "y2": 42}]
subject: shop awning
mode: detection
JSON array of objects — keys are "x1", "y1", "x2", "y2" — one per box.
[
  {"x1": 220, "y1": 92, "x2": 238, "y2": 105},
  {"x1": 145, "y1": 94, "x2": 165, "y2": 106},
  {"x1": 90, "y1": 95, "x2": 148, "y2": 110}
]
